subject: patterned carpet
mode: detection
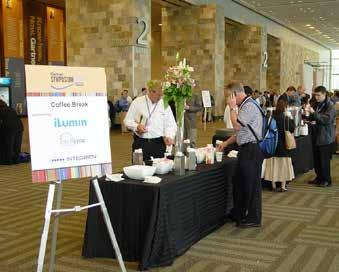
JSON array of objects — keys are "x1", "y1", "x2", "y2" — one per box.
[{"x1": 0, "y1": 119, "x2": 338, "y2": 272}]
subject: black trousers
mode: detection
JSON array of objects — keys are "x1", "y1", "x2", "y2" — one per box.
[
  {"x1": 132, "y1": 135, "x2": 166, "y2": 161},
  {"x1": 0, "y1": 129, "x2": 23, "y2": 164},
  {"x1": 234, "y1": 143, "x2": 263, "y2": 224},
  {"x1": 313, "y1": 144, "x2": 333, "y2": 184}
]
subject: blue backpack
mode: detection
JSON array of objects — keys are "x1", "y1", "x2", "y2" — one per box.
[{"x1": 246, "y1": 101, "x2": 278, "y2": 158}]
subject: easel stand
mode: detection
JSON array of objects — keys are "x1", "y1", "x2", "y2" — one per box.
[
  {"x1": 203, "y1": 107, "x2": 210, "y2": 131},
  {"x1": 37, "y1": 177, "x2": 126, "y2": 272}
]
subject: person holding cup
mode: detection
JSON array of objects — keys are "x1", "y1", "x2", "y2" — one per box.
[{"x1": 306, "y1": 86, "x2": 336, "y2": 187}]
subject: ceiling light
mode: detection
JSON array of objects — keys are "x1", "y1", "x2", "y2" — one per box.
[
  {"x1": 158, "y1": 24, "x2": 162, "y2": 26},
  {"x1": 305, "y1": 24, "x2": 311, "y2": 27},
  {"x1": 309, "y1": 26, "x2": 315, "y2": 29}
]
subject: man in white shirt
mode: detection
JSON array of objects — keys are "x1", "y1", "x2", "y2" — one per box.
[{"x1": 124, "y1": 80, "x2": 177, "y2": 161}]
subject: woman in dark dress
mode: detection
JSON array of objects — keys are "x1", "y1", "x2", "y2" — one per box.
[
  {"x1": 0, "y1": 99, "x2": 24, "y2": 164},
  {"x1": 263, "y1": 99, "x2": 296, "y2": 192}
]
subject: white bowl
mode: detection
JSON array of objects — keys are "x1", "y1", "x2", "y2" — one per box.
[
  {"x1": 152, "y1": 158, "x2": 174, "y2": 175},
  {"x1": 123, "y1": 165, "x2": 156, "y2": 180}
]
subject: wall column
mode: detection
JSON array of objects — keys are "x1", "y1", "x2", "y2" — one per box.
[
  {"x1": 161, "y1": 4, "x2": 225, "y2": 116},
  {"x1": 66, "y1": 0, "x2": 151, "y2": 99},
  {"x1": 224, "y1": 23, "x2": 266, "y2": 92}
]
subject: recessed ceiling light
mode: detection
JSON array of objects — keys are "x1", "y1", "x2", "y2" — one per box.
[
  {"x1": 309, "y1": 26, "x2": 315, "y2": 29},
  {"x1": 305, "y1": 24, "x2": 311, "y2": 27}
]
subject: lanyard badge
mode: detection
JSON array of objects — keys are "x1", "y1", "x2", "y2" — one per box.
[{"x1": 145, "y1": 96, "x2": 158, "y2": 128}]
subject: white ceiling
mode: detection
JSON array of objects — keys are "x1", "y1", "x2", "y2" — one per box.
[{"x1": 233, "y1": 0, "x2": 339, "y2": 49}]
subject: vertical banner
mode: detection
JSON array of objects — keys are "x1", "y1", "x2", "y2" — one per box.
[
  {"x1": 47, "y1": 6, "x2": 65, "y2": 65},
  {"x1": 24, "y1": 0, "x2": 47, "y2": 65},
  {"x1": 2, "y1": 0, "x2": 25, "y2": 114},
  {"x1": 25, "y1": 65, "x2": 112, "y2": 183}
]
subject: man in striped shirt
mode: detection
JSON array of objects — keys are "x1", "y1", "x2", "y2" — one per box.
[{"x1": 219, "y1": 82, "x2": 264, "y2": 228}]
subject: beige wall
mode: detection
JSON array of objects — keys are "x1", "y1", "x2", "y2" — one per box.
[
  {"x1": 151, "y1": 2, "x2": 162, "y2": 80},
  {"x1": 224, "y1": 23, "x2": 265, "y2": 91},
  {"x1": 66, "y1": 0, "x2": 151, "y2": 99},
  {"x1": 267, "y1": 35, "x2": 281, "y2": 92},
  {"x1": 161, "y1": 4, "x2": 225, "y2": 115},
  {"x1": 280, "y1": 40, "x2": 319, "y2": 92}
]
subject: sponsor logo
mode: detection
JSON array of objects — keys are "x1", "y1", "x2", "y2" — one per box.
[
  {"x1": 50, "y1": 72, "x2": 84, "y2": 90},
  {"x1": 59, "y1": 132, "x2": 86, "y2": 147}
]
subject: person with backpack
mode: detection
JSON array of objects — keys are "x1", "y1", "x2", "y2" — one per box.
[
  {"x1": 262, "y1": 99, "x2": 296, "y2": 192},
  {"x1": 218, "y1": 82, "x2": 265, "y2": 228}
]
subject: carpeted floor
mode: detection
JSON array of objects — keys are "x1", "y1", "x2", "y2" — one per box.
[{"x1": 0, "y1": 119, "x2": 338, "y2": 272}]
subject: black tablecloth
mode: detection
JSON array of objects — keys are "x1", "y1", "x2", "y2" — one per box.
[
  {"x1": 212, "y1": 134, "x2": 314, "y2": 177},
  {"x1": 292, "y1": 135, "x2": 314, "y2": 176},
  {"x1": 82, "y1": 159, "x2": 237, "y2": 270}
]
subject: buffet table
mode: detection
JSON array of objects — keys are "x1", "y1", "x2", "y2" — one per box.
[
  {"x1": 212, "y1": 134, "x2": 314, "y2": 177},
  {"x1": 82, "y1": 159, "x2": 237, "y2": 270}
]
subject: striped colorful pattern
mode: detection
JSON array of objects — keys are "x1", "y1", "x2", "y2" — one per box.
[
  {"x1": 31, "y1": 163, "x2": 112, "y2": 183},
  {"x1": 26, "y1": 92, "x2": 105, "y2": 97}
]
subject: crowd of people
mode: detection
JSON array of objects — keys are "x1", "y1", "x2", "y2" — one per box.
[
  {"x1": 218, "y1": 82, "x2": 336, "y2": 228},
  {"x1": 1, "y1": 79, "x2": 337, "y2": 231}
]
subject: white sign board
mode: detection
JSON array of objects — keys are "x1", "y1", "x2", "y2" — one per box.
[
  {"x1": 25, "y1": 65, "x2": 112, "y2": 182},
  {"x1": 302, "y1": 64, "x2": 313, "y2": 96},
  {"x1": 201, "y1": 90, "x2": 212, "y2": 108}
]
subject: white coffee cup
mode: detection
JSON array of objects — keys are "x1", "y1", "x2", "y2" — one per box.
[{"x1": 216, "y1": 151, "x2": 223, "y2": 162}]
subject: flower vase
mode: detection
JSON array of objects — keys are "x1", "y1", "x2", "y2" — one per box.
[
  {"x1": 175, "y1": 116, "x2": 184, "y2": 153},
  {"x1": 175, "y1": 99, "x2": 185, "y2": 153}
]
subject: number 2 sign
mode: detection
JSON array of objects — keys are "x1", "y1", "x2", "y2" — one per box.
[
  {"x1": 136, "y1": 18, "x2": 149, "y2": 46},
  {"x1": 263, "y1": 51, "x2": 268, "y2": 68}
]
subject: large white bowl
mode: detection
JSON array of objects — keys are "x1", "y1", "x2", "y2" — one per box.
[{"x1": 123, "y1": 165, "x2": 156, "y2": 180}]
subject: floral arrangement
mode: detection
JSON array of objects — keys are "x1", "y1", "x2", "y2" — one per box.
[{"x1": 162, "y1": 53, "x2": 195, "y2": 128}]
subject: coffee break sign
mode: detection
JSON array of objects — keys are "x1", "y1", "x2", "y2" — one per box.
[{"x1": 25, "y1": 65, "x2": 112, "y2": 183}]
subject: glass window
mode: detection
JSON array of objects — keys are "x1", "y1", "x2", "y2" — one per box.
[{"x1": 331, "y1": 50, "x2": 339, "y2": 89}]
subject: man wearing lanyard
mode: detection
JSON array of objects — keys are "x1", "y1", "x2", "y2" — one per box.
[
  {"x1": 218, "y1": 82, "x2": 263, "y2": 228},
  {"x1": 124, "y1": 80, "x2": 177, "y2": 161}
]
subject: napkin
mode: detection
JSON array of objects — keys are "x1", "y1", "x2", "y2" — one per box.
[
  {"x1": 227, "y1": 150, "x2": 238, "y2": 158},
  {"x1": 106, "y1": 173, "x2": 125, "y2": 182},
  {"x1": 143, "y1": 176, "x2": 162, "y2": 184}
]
